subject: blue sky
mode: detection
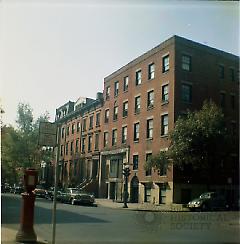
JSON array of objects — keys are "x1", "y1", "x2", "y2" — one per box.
[{"x1": 1, "y1": 0, "x2": 239, "y2": 126}]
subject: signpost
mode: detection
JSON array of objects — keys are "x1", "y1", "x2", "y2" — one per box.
[
  {"x1": 39, "y1": 121, "x2": 59, "y2": 244},
  {"x1": 38, "y1": 122, "x2": 57, "y2": 147}
]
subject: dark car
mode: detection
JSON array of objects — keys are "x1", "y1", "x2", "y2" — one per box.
[
  {"x1": 187, "y1": 192, "x2": 229, "y2": 211},
  {"x1": 45, "y1": 187, "x2": 63, "y2": 201},
  {"x1": 12, "y1": 185, "x2": 24, "y2": 194},
  {"x1": 33, "y1": 185, "x2": 47, "y2": 198},
  {"x1": 60, "y1": 188, "x2": 95, "y2": 205}
]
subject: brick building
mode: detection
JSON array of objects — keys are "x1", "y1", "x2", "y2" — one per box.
[
  {"x1": 55, "y1": 94, "x2": 103, "y2": 196},
  {"x1": 100, "y1": 35, "x2": 239, "y2": 204},
  {"x1": 54, "y1": 35, "x2": 239, "y2": 204}
]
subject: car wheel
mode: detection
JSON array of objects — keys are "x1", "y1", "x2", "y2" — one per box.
[{"x1": 71, "y1": 199, "x2": 75, "y2": 205}]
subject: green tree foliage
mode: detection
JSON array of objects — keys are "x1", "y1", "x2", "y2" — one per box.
[
  {"x1": 144, "y1": 151, "x2": 169, "y2": 174},
  {"x1": 145, "y1": 101, "x2": 228, "y2": 174},
  {"x1": 169, "y1": 101, "x2": 227, "y2": 170},
  {"x1": 1, "y1": 103, "x2": 51, "y2": 184}
]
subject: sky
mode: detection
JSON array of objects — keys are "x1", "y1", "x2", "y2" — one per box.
[{"x1": 1, "y1": 0, "x2": 239, "y2": 127}]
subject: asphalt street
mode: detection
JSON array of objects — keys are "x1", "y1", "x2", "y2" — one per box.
[{"x1": 2, "y1": 193, "x2": 240, "y2": 244}]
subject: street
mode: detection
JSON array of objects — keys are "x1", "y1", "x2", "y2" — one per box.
[{"x1": 2, "y1": 193, "x2": 240, "y2": 244}]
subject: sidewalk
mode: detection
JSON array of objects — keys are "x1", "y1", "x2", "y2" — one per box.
[
  {"x1": 95, "y1": 198, "x2": 190, "y2": 212},
  {"x1": 1, "y1": 227, "x2": 48, "y2": 244}
]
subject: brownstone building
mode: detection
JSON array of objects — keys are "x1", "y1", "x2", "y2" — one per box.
[
  {"x1": 55, "y1": 94, "x2": 103, "y2": 196},
  {"x1": 54, "y1": 35, "x2": 239, "y2": 204}
]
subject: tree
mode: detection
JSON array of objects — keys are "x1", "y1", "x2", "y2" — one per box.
[
  {"x1": 145, "y1": 101, "x2": 229, "y2": 181},
  {"x1": 144, "y1": 151, "x2": 169, "y2": 174},
  {"x1": 169, "y1": 101, "x2": 227, "y2": 171},
  {"x1": 1, "y1": 103, "x2": 51, "y2": 184}
]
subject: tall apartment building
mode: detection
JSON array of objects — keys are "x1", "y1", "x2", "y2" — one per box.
[
  {"x1": 100, "y1": 35, "x2": 239, "y2": 204},
  {"x1": 54, "y1": 35, "x2": 239, "y2": 205}
]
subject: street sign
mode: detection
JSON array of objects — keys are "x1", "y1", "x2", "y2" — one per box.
[{"x1": 38, "y1": 122, "x2": 57, "y2": 147}]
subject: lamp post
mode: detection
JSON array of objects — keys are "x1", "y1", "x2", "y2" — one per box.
[{"x1": 122, "y1": 164, "x2": 131, "y2": 208}]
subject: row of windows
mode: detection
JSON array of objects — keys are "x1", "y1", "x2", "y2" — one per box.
[
  {"x1": 106, "y1": 54, "x2": 171, "y2": 100},
  {"x1": 104, "y1": 83, "x2": 192, "y2": 123},
  {"x1": 132, "y1": 153, "x2": 167, "y2": 176},
  {"x1": 60, "y1": 133, "x2": 100, "y2": 156},
  {"x1": 61, "y1": 112, "x2": 101, "y2": 138},
  {"x1": 218, "y1": 65, "x2": 238, "y2": 82},
  {"x1": 103, "y1": 114, "x2": 168, "y2": 147},
  {"x1": 105, "y1": 54, "x2": 194, "y2": 100}
]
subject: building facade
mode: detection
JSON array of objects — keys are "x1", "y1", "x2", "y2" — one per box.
[{"x1": 54, "y1": 35, "x2": 239, "y2": 204}]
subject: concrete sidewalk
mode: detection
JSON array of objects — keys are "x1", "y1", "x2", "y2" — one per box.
[
  {"x1": 95, "y1": 198, "x2": 190, "y2": 212},
  {"x1": 1, "y1": 227, "x2": 48, "y2": 244}
]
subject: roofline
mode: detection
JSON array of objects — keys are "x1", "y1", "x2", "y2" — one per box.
[{"x1": 104, "y1": 35, "x2": 239, "y2": 82}]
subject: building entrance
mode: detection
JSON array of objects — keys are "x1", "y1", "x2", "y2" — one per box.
[{"x1": 130, "y1": 176, "x2": 139, "y2": 203}]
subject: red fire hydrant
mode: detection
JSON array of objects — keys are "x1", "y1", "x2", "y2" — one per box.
[{"x1": 16, "y1": 168, "x2": 38, "y2": 243}]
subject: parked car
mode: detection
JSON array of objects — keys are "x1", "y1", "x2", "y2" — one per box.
[
  {"x1": 187, "y1": 192, "x2": 229, "y2": 211},
  {"x1": 60, "y1": 188, "x2": 95, "y2": 205},
  {"x1": 12, "y1": 185, "x2": 24, "y2": 194},
  {"x1": 45, "y1": 187, "x2": 64, "y2": 201},
  {"x1": 1, "y1": 183, "x2": 11, "y2": 193},
  {"x1": 33, "y1": 185, "x2": 47, "y2": 198}
]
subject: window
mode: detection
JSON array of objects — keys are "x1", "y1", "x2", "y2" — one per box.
[
  {"x1": 147, "y1": 119, "x2": 153, "y2": 139},
  {"x1": 148, "y1": 63, "x2": 155, "y2": 79},
  {"x1": 219, "y1": 65, "x2": 224, "y2": 79},
  {"x1": 106, "y1": 86, "x2": 110, "y2": 100},
  {"x1": 162, "y1": 84, "x2": 169, "y2": 102},
  {"x1": 161, "y1": 114, "x2": 168, "y2": 136},
  {"x1": 113, "y1": 106, "x2": 118, "y2": 121},
  {"x1": 231, "y1": 95, "x2": 235, "y2": 109},
  {"x1": 60, "y1": 145, "x2": 64, "y2": 156},
  {"x1": 145, "y1": 153, "x2": 152, "y2": 176},
  {"x1": 135, "y1": 96, "x2": 141, "y2": 114},
  {"x1": 82, "y1": 138, "x2": 86, "y2": 153},
  {"x1": 136, "y1": 70, "x2": 142, "y2": 85},
  {"x1": 70, "y1": 141, "x2": 74, "y2": 155},
  {"x1": 88, "y1": 135, "x2": 92, "y2": 152},
  {"x1": 114, "y1": 81, "x2": 119, "y2": 96},
  {"x1": 96, "y1": 112, "x2": 100, "y2": 127},
  {"x1": 123, "y1": 101, "x2": 128, "y2": 117},
  {"x1": 105, "y1": 109, "x2": 109, "y2": 123},
  {"x1": 220, "y1": 92, "x2": 225, "y2": 108},
  {"x1": 182, "y1": 55, "x2": 191, "y2": 71},
  {"x1": 133, "y1": 155, "x2": 139, "y2": 170},
  {"x1": 112, "y1": 129, "x2": 117, "y2": 146},
  {"x1": 123, "y1": 76, "x2": 129, "y2": 91},
  {"x1": 77, "y1": 122, "x2": 80, "y2": 132},
  {"x1": 181, "y1": 84, "x2": 192, "y2": 103},
  {"x1": 134, "y1": 122, "x2": 140, "y2": 142},
  {"x1": 122, "y1": 126, "x2": 127, "y2": 143},
  {"x1": 66, "y1": 126, "x2": 69, "y2": 136},
  {"x1": 95, "y1": 133, "x2": 99, "y2": 150},
  {"x1": 89, "y1": 115, "x2": 94, "y2": 129},
  {"x1": 82, "y1": 119, "x2": 86, "y2": 132},
  {"x1": 230, "y1": 68, "x2": 235, "y2": 82},
  {"x1": 147, "y1": 90, "x2": 154, "y2": 108},
  {"x1": 65, "y1": 142, "x2": 69, "y2": 155},
  {"x1": 71, "y1": 124, "x2": 75, "y2": 134},
  {"x1": 76, "y1": 139, "x2": 79, "y2": 153},
  {"x1": 162, "y1": 55, "x2": 169, "y2": 73},
  {"x1": 144, "y1": 186, "x2": 151, "y2": 203},
  {"x1": 159, "y1": 186, "x2": 166, "y2": 204},
  {"x1": 61, "y1": 128, "x2": 65, "y2": 138},
  {"x1": 103, "y1": 132, "x2": 108, "y2": 147}
]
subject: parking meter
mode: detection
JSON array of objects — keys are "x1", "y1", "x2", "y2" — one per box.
[{"x1": 23, "y1": 168, "x2": 38, "y2": 193}]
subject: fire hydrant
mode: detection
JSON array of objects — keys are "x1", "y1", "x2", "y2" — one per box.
[{"x1": 16, "y1": 168, "x2": 38, "y2": 243}]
